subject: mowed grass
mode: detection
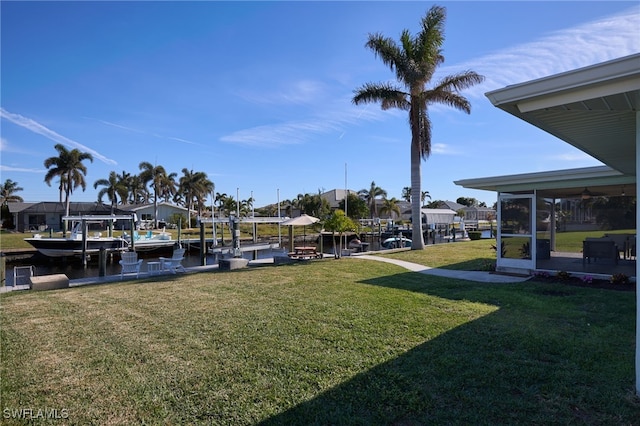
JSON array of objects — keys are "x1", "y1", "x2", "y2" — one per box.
[
  {"x1": 381, "y1": 239, "x2": 497, "y2": 270},
  {"x1": 1, "y1": 258, "x2": 638, "y2": 425},
  {"x1": 381, "y1": 229, "x2": 638, "y2": 270}
]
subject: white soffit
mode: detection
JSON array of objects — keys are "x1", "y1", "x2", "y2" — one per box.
[
  {"x1": 454, "y1": 165, "x2": 635, "y2": 194},
  {"x1": 485, "y1": 54, "x2": 640, "y2": 175},
  {"x1": 517, "y1": 77, "x2": 640, "y2": 113}
]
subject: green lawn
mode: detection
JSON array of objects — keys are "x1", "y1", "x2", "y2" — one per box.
[
  {"x1": 1, "y1": 258, "x2": 638, "y2": 425},
  {"x1": 552, "y1": 229, "x2": 636, "y2": 253},
  {"x1": 381, "y1": 239, "x2": 497, "y2": 270},
  {"x1": 380, "y1": 230, "x2": 637, "y2": 271}
]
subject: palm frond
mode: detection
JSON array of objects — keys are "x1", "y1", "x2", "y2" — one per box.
[
  {"x1": 436, "y1": 71, "x2": 485, "y2": 93},
  {"x1": 365, "y1": 33, "x2": 403, "y2": 73},
  {"x1": 428, "y1": 91, "x2": 472, "y2": 113},
  {"x1": 352, "y1": 82, "x2": 408, "y2": 108}
]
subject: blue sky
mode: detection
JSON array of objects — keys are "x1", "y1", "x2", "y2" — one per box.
[{"x1": 1, "y1": 1, "x2": 639, "y2": 209}]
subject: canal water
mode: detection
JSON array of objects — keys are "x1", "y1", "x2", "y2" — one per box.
[
  {"x1": 5, "y1": 230, "x2": 494, "y2": 286},
  {"x1": 4, "y1": 247, "x2": 285, "y2": 286}
]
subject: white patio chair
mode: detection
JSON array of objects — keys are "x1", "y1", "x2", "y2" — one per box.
[
  {"x1": 119, "y1": 251, "x2": 143, "y2": 280},
  {"x1": 159, "y1": 248, "x2": 186, "y2": 274}
]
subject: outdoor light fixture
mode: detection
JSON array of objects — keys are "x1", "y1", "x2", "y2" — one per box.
[
  {"x1": 581, "y1": 187, "x2": 592, "y2": 200},
  {"x1": 621, "y1": 185, "x2": 626, "y2": 196}
]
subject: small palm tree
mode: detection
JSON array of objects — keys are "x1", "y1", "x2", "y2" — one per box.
[
  {"x1": 324, "y1": 209, "x2": 357, "y2": 259},
  {"x1": 44, "y1": 143, "x2": 94, "y2": 226},
  {"x1": 0, "y1": 179, "x2": 24, "y2": 205},
  {"x1": 421, "y1": 190, "x2": 431, "y2": 205},
  {"x1": 352, "y1": 5, "x2": 483, "y2": 249}
]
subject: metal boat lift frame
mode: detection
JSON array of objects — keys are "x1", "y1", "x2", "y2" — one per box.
[{"x1": 62, "y1": 214, "x2": 136, "y2": 267}]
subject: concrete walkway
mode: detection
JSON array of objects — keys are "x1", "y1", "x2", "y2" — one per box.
[{"x1": 354, "y1": 254, "x2": 530, "y2": 283}]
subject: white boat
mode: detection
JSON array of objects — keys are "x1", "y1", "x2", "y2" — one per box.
[
  {"x1": 24, "y1": 222, "x2": 128, "y2": 257},
  {"x1": 124, "y1": 230, "x2": 177, "y2": 252},
  {"x1": 381, "y1": 237, "x2": 412, "y2": 249}
]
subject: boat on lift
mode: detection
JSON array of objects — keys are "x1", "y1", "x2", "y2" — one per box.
[
  {"x1": 24, "y1": 221, "x2": 128, "y2": 258},
  {"x1": 123, "y1": 230, "x2": 177, "y2": 253}
]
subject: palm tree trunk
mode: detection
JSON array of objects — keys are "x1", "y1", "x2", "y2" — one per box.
[
  {"x1": 153, "y1": 189, "x2": 159, "y2": 229},
  {"x1": 410, "y1": 142, "x2": 425, "y2": 249},
  {"x1": 64, "y1": 188, "x2": 71, "y2": 233}
]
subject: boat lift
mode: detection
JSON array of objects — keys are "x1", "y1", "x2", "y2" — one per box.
[
  {"x1": 197, "y1": 216, "x2": 289, "y2": 265},
  {"x1": 62, "y1": 214, "x2": 136, "y2": 268}
]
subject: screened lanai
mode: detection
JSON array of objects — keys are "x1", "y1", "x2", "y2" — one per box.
[
  {"x1": 456, "y1": 54, "x2": 638, "y2": 279},
  {"x1": 452, "y1": 53, "x2": 640, "y2": 394},
  {"x1": 455, "y1": 165, "x2": 636, "y2": 278}
]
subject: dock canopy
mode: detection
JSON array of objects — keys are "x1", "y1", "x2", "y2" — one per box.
[{"x1": 420, "y1": 209, "x2": 457, "y2": 225}]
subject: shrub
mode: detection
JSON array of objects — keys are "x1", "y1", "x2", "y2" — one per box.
[
  {"x1": 532, "y1": 271, "x2": 551, "y2": 280},
  {"x1": 556, "y1": 271, "x2": 571, "y2": 281},
  {"x1": 610, "y1": 273, "x2": 630, "y2": 285},
  {"x1": 481, "y1": 260, "x2": 496, "y2": 271},
  {"x1": 468, "y1": 231, "x2": 482, "y2": 240},
  {"x1": 168, "y1": 213, "x2": 187, "y2": 229},
  {"x1": 491, "y1": 241, "x2": 506, "y2": 258}
]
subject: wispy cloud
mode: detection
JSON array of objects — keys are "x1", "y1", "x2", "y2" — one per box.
[
  {"x1": 88, "y1": 117, "x2": 202, "y2": 146},
  {"x1": 224, "y1": 7, "x2": 640, "y2": 149},
  {"x1": 236, "y1": 80, "x2": 327, "y2": 105},
  {"x1": 0, "y1": 164, "x2": 44, "y2": 173},
  {"x1": 220, "y1": 95, "x2": 383, "y2": 147},
  {"x1": 220, "y1": 120, "x2": 332, "y2": 147},
  {"x1": 0, "y1": 108, "x2": 117, "y2": 165},
  {"x1": 440, "y1": 6, "x2": 640, "y2": 98},
  {"x1": 431, "y1": 143, "x2": 461, "y2": 156}
]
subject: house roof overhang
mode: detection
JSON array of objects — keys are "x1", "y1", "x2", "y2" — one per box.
[
  {"x1": 485, "y1": 53, "x2": 640, "y2": 176},
  {"x1": 455, "y1": 165, "x2": 636, "y2": 198}
]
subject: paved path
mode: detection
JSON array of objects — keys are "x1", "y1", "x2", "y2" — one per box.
[{"x1": 354, "y1": 254, "x2": 530, "y2": 283}]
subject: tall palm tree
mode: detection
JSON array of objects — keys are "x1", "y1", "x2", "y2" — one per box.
[
  {"x1": 179, "y1": 168, "x2": 213, "y2": 221},
  {"x1": 401, "y1": 186, "x2": 412, "y2": 202},
  {"x1": 56, "y1": 175, "x2": 67, "y2": 203},
  {"x1": 214, "y1": 192, "x2": 229, "y2": 243},
  {"x1": 127, "y1": 174, "x2": 149, "y2": 204},
  {"x1": 222, "y1": 196, "x2": 237, "y2": 218},
  {"x1": 158, "y1": 171, "x2": 178, "y2": 203},
  {"x1": 139, "y1": 162, "x2": 170, "y2": 228},
  {"x1": 358, "y1": 181, "x2": 387, "y2": 219},
  {"x1": 44, "y1": 143, "x2": 94, "y2": 226},
  {"x1": 352, "y1": 5, "x2": 483, "y2": 249},
  {"x1": 94, "y1": 171, "x2": 128, "y2": 213},
  {"x1": 1, "y1": 179, "x2": 24, "y2": 205},
  {"x1": 195, "y1": 179, "x2": 214, "y2": 219},
  {"x1": 116, "y1": 171, "x2": 131, "y2": 205}
]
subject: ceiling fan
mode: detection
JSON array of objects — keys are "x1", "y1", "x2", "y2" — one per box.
[{"x1": 572, "y1": 187, "x2": 605, "y2": 200}]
